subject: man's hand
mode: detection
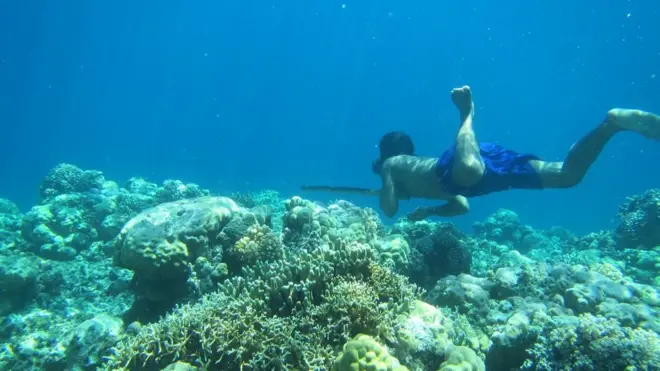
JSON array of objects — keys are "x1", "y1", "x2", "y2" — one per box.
[
  {"x1": 406, "y1": 197, "x2": 470, "y2": 221},
  {"x1": 406, "y1": 207, "x2": 431, "y2": 222}
]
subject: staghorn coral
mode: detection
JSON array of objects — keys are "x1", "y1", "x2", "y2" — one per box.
[
  {"x1": 103, "y1": 291, "x2": 334, "y2": 370},
  {"x1": 102, "y1": 230, "x2": 422, "y2": 370},
  {"x1": 311, "y1": 277, "x2": 385, "y2": 346},
  {"x1": 311, "y1": 263, "x2": 423, "y2": 347}
]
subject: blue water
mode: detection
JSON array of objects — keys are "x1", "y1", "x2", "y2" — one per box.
[{"x1": 1, "y1": 0, "x2": 658, "y2": 233}]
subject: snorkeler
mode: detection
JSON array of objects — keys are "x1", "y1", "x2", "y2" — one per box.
[{"x1": 366, "y1": 85, "x2": 660, "y2": 221}]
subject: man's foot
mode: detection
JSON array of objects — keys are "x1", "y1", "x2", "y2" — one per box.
[
  {"x1": 451, "y1": 86, "x2": 474, "y2": 120},
  {"x1": 607, "y1": 108, "x2": 660, "y2": 140}
]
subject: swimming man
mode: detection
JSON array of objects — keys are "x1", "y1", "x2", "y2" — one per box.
[{"x1": 372, "y1": 85, "x2": 660, "y2": 221}]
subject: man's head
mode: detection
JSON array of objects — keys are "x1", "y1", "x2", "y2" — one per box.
[{"x1": 372, "y1": 131, "x2": 415, "y2": 174}]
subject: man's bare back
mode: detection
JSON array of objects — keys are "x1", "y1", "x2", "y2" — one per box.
[
  {"x1": 383, "y1": 156, "x2": 454, "y2": 200},
  {"x1": 378, "y1": 155, "x2": 465, "y2": 219}
]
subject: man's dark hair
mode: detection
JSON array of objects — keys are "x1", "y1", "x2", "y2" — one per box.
[
  {"x1": 372, "y1": 131, "x2": 415, "y2": 174},
  {"x1": 379, "y1": 131, "x2": 415, "y2": 159}
]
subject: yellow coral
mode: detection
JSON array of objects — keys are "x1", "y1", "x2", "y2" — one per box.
[
  {"x1": 437, "y1": 346, "x2": 485, "y2": 371},
  {"x1": 334, "y1": 334, "x2": 409, "y2": 371},
  {"x1": 231, "y1": 224, "x2": 281, "y2": 265}
]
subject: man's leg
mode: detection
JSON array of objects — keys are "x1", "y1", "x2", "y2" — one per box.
[
  {"x1": 450, "y1": 86, "x2": 485, "y2": 187},
  {"x1": 530, "y1": 109, "x2": 660, "y2": 188}
]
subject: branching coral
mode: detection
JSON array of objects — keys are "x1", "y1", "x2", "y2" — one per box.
[{"x1": 103, "y1": 232, "x2": 422, "y2": 370}]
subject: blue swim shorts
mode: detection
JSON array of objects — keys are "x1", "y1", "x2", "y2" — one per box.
[{"x1": 435, "y1": 142, "x2": 543, "y2": 197}]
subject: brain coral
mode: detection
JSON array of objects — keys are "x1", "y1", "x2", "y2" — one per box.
[{"x1": 114, "y1": 196, "x2": 240, "y2": 280}]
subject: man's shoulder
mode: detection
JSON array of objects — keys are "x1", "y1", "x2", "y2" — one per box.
[{"x1": 384, "y1": 155, "x2": 439, "y2": 171}]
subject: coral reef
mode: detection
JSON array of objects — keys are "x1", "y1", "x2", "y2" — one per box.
[
  {"x1": 102, "y1": 231, "x2": 422, "y2": 370},
  {"x1": 393, "y1": 221, "x2": 471, "y2": 289},
  {"x1": 524, "y1": 313, "x2": 660, "y2": 370},
  {"x1": 0, "y1": 198, "x2": 23, "y2": 250},
  {"x1": 21, "y1": 164, "x2": 210, "y2": 261},
  {"x1": 2, "y1": 166, "x2": 660, "y2": 371},
  {"x1": 615, "y1": 189, "x2": 660, "y2": 250}
]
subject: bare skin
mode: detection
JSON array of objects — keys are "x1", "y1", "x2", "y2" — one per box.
[{"x1": 378, "y1": 86, "x2": 660, "y2": 221}]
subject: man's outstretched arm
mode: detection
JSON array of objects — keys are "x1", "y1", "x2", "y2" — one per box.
[
  {"x1": 407, "y1": 195, "x2": 469, "y2": 221},
  {"x1": 379, "y1": 166, "x2": 399, "y2": 218}
]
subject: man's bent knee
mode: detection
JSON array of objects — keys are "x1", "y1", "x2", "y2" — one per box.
[
  {"x1": 540, "y1": 172, "x2": 583, "y2": 189},
  {"x1": 451, "y1": 157, "x2": 485, "y2": 188},
  {"x1": 558, "y1": 174, "x2": 583, "y2": 188}
]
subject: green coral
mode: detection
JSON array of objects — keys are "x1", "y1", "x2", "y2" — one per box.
[
  {"x1": 437, "y1": 346, "x2": 485, "y2": 371},
  {"x1": 227, "y1": 224, "x2": 282, "y2": 268},
  {"x1": 21, "y1": 195, "x2": 98, "y2": 260},
  {"x1": 334, "y1": 334, "x2": 409, "y2": 371},
  {"x1": 625, "y1": 246, "x2": 660, "y2": 285},
  {"x1": 281, "y1": 197, "x2": 384, "y2": 253},
  {"x1": 524, "y1": 313, "x2": 660, "y2": 370},
  {"x1": 311, "y1": 264, "x2": 422, "y2": 346},
  {"x1": 114, "y1": 197, "x2": 237, "y2": 280},
  {"x1": 103, "y1": 292, "x2": 334, "y2": 370},
  {"x1": 375, "y1": 234, "x2": 410, "y2": 272},
  {"x1": 39, "y1": 163, "x2": 105, "y2": 201},
  {"x1": 283, "y1": 196, "x2": 316, "y2": 231},
  {"x1": 103, "y1": 234, "x2": 422, "y2": 370}
]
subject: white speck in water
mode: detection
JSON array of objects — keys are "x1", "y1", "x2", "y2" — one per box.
[
  {"x1": 204, "y1": 53, "x2": 208, "y2": 57},
  {"x1": 652, "y1": 74, "x2": 656, "y2": 79},
  {"x1": 341, "y1": 4, "x2": 346, "y2": 9},
  {"x1": 626, "y1": 13, "x2": 631, "y2": 18}
]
